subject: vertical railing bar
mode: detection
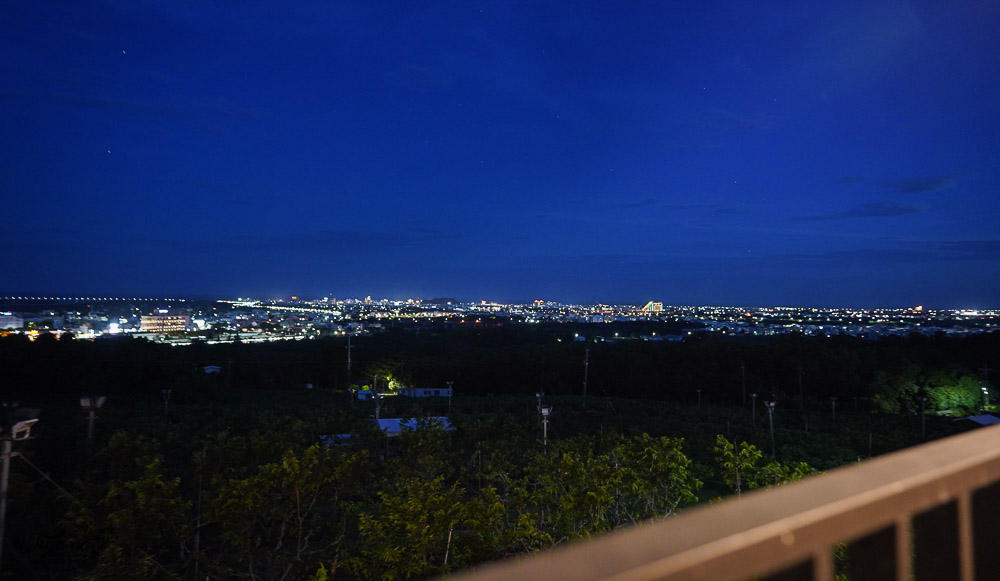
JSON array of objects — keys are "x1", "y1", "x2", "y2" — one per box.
[
  {"x1": 812, "y1": 547, "x2": 834, "y2": 581},
  {"x1": 895, "y1": 515, "x2": 912, "y2": 581},
  {"x1": 958, "y1": 492, "x2": 974, "y2": 581}
]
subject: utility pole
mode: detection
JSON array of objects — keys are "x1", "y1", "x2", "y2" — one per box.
[
  {"x1": 1, "y1": 409, "x2": 39, "y2": 575},
  {"x1": 540, "y1": 405, "x2": 552, "y2": 446},
  {"x1": 582, "y1": 349, "x2": 590, "y2": 407},
  {"x1": 751, "y1": 393, "x2": 758, "y2": 423},
  {"x1": 447, "y1": 381, "x2": 454, "y2": 414},
  {"x1": 80, "y1": 396, "x2": 106, "y2": 451},
  {"x1": 346, "y1": 332, "x2": 353, "y2": 384},
  {"x1": 920, "y1": 396, "x2": 927, "y2": 440},
  {"x1": 798, "y1": 366, "x2": 804, "y2": 411},
  {"x1": 980, "y1": 364, "x2": 993, "y2": 411},
  {"x1": 741, "y1": 362, "x2": 746, "y2": 406},
  {"x1": 0, "y1": 436, "x2": 9, "y2": 574},
  {"x1": 830, "y1": 396, "x2": 837, "y2": 419}
]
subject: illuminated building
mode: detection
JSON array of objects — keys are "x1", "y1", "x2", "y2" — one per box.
[
  {"x1": 0, "y1": 313, "x2": 23, "y2": 329},
  {"x1": 140, "y1": 308, "x2": 191, "y2": 332}
]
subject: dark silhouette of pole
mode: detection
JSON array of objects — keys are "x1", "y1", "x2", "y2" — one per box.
[
  {"x1": 798, "y1": 367, "x2": 804, "y2": 411},
  {"x1": 161, "y1": 389, "x2": 171, "y2": 415},
  {"x1": 741, "y1": 362, "x2": 746, "y2": 406},
  {"x1": 830, "y1": 396, "x2": 837, "y2": 419},
  {"x1": 920, "y1": 396, "x2": 927, "y2": 440},
  {"x1": 447, "y1": 381, "x2": 454, "y2": 414},
  {"x1": 0, "y1": 437, "x2": 10, "y2": 573},
  {"x1": 346, "y1": 332, "x2": 352, "y2": 384},
  {"x1": 582, "y1": 349, "x2": 590, "y2": 406},
  {"x1": 751, "y1": 393, "x2": 758, "y2": 423},
  {"x1": 765, "y1": 401, "x2": 777, "y2": 459}
]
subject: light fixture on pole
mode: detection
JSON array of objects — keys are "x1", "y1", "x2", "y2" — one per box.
[
  {"x1": 765, "y1": 401, "x2": 777, "y2": 459},
  {"x1": 1, "y1": 405, "x2": 39, "y2": 574},
  {"x1": 540, "y1": 405, "x2": 552, "y2": 446},
  {"x1": 79, "y1": 396, "x2": 106, "y2": 449},
  {"x1": 751, "y1": 393, "x2": 758, "y2": 423}
]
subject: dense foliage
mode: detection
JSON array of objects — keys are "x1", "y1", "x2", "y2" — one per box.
[{"x1": 0, "y1": 328, "x2": 993, "y2": 579}]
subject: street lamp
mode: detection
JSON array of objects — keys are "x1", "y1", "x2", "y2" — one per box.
[
  {"x1": 751, "y1": 393, "x2": 758, "y2": 423},
  {"x1": 764, "y1": 400, "x2": 777, "y2": 459},
  {"x1": 79, "y1": 396, "x2": 106, "y2": 449},
  {"x1": 540, "y1": 405, "x2": 552, "y2": 446},
  {"x1": 1, "y1": 406, "x2": 39, "y2": 574}
]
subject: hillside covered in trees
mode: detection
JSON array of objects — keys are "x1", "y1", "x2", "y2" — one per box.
[{"x1": 0, "y1": 328, "x2": 994, "y2": 579}]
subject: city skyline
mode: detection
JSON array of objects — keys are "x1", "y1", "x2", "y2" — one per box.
[{"x1": 3, "y1": 2, "x2": 1000, "y2": 308}]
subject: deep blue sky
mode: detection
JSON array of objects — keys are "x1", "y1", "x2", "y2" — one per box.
[{"x1": 3, "y1": 2, "x2": 999, "y2": 307}]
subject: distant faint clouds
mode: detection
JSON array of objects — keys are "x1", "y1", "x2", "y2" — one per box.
[
  {"x1": 796, "y1": 201, "x2": 928, "y2": 221},
  {"x1": 834, "y1": 174, "x2": 958, "y2": 194},
  {"x1": 885, "y1": 175, "x2": 957, "y2": 194},
  {"x1": 921, "y1": 239, "x2": 1000, "y2": 260}
]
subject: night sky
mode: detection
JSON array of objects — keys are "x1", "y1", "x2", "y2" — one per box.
[{"x1": 4, "y1": 2, "x2": 999, "y2": 307}]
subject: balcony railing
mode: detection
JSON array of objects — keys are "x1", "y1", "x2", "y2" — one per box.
[{"x1": 453, "y1": 423, "x2": 1000, "y2": 581}]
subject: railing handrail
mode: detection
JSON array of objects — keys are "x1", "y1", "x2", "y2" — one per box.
[{"x1": 452, "y1": 423, "x2": 1000, "y2": 581}]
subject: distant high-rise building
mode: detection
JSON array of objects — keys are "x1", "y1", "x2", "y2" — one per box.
[
  {"x1": 641, "y1": 301, "x2": 663, "y2": 313},
  {"x1": 140, "y1": 308, "x2": 191, "y2": 332}
]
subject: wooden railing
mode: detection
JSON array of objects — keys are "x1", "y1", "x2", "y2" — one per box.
[{"x1": 452, "y1": 423, "x2": 1000, "y2": 581}]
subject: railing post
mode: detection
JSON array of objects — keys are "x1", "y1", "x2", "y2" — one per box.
[
  {"x1": 958, "y1": 494, "x2": 974, "y2": 581},
  {"x1": 895, "y1": 516, "x2": 912, "y2": 581},
  {"x1": 811, "y1": 549, "x2": 834, "y2": 581}
]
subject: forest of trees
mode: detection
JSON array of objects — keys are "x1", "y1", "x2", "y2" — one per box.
[{"x1": 0, "y1": 327, "x2": 995, "y2": 579}]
